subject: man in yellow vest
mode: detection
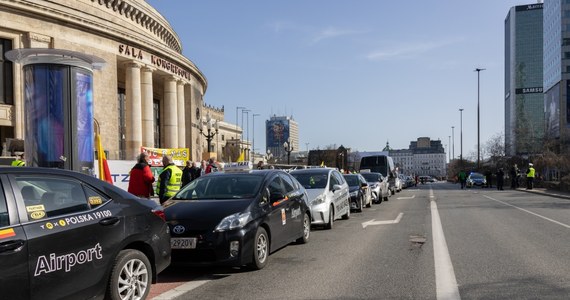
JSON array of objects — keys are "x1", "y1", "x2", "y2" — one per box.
[
  {"x1": 526, "y1": 163, "x2": 535, "y2": 190},
  {"x1": 156, "y1": 155, "x2": 182, "y2": 204},
  {"x1": 11, "y1": 153, "x2": 25, "y2": 167}
]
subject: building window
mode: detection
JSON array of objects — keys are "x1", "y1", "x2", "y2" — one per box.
[
  {"x1": 0, "y1": 39, "x2": 13, "y2": 105},
  {"x1": 222, "y1": 134, "x2": 225, "y2": 141},
  {"x1": 153, "y1": 99, "x2": 160, "y2": 147},
  {"x1": 117, "y1": 88, "x2": 126, "y2": 160}
]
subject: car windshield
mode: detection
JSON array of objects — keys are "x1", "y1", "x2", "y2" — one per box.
[
  {"x1": 344, "y1": 175, "x2": 360, "y2": 187},
  {"x1": 291, "y1": 173, "x2": 328, "y2": 189},
  {"x1": 470, "y1": 173, "x2": 484, "y2": 179},
  {"x1": 173, "y1": 174, "x2": 263, "y2": 200},
  {"x1": 361, "y1": 173, "x2": 380, "y2": 182}
]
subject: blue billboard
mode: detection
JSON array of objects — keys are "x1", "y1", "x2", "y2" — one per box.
[{"x1": 266, "y1": 119, "x2": 290, "y2": 147}]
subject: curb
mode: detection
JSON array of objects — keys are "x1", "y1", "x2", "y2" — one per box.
[{"x1": 517, "y1": 188, "x2": 570, "y2": 200}]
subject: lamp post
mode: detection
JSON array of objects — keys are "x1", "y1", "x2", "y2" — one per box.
[
  {"x1": 448, "y1": 136, "x2": 451, "y2": 162},
  {"x1": 283, "y1": 138, "x2": 293, "y2": 165},
  {"x1": 475, "y1": 68, "x2": 485, "y2": 171},
  {"x1": 252, "y1": 113, "x2": 260, "y2": 163},
  {"x1": 451, "y1": 126, "x2": 455, "y2": 160},
  {"x1": 459, "y1": 108, "x2": 464, "y2": 168},
  {"x1": 200, "y1": 113, "x2": 219, "y2": 154},
  {"x1": 235, "y1": 106, "x2": 245, "y2": 139}
]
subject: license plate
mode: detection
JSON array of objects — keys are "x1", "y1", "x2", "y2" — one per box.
[{"x1": 171, "y1": 237, "x2": 197, "y2": 249}]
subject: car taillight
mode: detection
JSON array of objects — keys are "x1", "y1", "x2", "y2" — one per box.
[{"x1": 152, "y1": 209, "x2": 166, "y2": 221}]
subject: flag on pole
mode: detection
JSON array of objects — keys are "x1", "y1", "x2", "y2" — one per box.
[
  {"x1": 96, "y1": 132, "x2": 113, "y2": 184},
  {"x1": 237, "y1": 150, "x2": 245, "y2": 162}
]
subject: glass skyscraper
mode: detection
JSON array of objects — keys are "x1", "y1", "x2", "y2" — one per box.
[{"x1": 505, "y1": 3, "x2": 544, "y2": 156}]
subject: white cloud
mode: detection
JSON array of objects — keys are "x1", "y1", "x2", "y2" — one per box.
[
  {"x1": 312, "y1": 27, "x2": 365, "y2": 43},
  {"x1": 367, "y1": 38, "x2": 464, "y2": 61}
]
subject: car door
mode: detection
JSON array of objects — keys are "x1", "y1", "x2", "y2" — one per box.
[
  {"x1": 331, "y1": 170, "x2": 349, "y2": 215},
  {"x1": 0, "y1": 176, "x2": 29, "y2": 300},
  {"x1": 10, "y1": 174, "x2": 123, "y2": 299},
  {"x1": 265, "y1": 174, "x2": 290, "y2": 251},
  {"x1": 280, "y1": 173, "x2": 304, "y2": 241}
]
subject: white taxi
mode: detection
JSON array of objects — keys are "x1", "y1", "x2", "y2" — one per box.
[{"x1": 290, "y1": 168, "x2": 350, "y2": 229}]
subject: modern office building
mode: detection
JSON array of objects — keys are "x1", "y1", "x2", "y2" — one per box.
[
  {"x1": 265, "y1": 115, "x2": 298, "y2": 162},
  {"x1": 543, "y1": 0, "x2": 570, "y2": 152},
  {"x1": 505, "y1": 3, "x2": 544, "y2": 156},
  {"x1": 0, "y1": 0, "x2": 210, "y2": 164}
]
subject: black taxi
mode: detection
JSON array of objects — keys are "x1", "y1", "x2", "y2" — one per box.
[
  {"x1": 164, "y1": 162, "x2": 311, "y2": 269},
  {"x1": 0, "y1": 167, "x2": 170, "y2": 300}
]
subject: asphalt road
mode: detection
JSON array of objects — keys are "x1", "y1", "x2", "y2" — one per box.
[{"x1": 150, "y1": 182, "x2": 570, "y2": 300}]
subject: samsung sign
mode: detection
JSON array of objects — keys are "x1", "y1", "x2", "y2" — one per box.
[
  {"x1": 516, "y1": 4, "x2": 542, "y2": 11},
  {"x1": 515, "y1": 87, "x2": 543, "y2": 94}
]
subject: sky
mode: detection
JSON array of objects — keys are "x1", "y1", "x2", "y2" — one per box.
[{"x1": 146, "y1": 0, "x2": 539, "y2": 159}]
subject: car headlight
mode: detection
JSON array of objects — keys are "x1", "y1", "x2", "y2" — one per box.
[
  {"x1": 350, "y1": 191, "x2": 358, "y2": 197},
  {"x1": 214, "y1": 212, "x2": 252, "y2": 232},
  {"x1": 312, "y1": 194, "x2": 326, "y2": 206}
]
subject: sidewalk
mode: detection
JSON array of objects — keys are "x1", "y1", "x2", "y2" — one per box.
[{"x1": 517, "y1": 187, "x2": 570, "y2": 200}]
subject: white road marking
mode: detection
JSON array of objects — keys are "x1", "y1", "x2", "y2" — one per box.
[
  {"x1": 397, "y1": 195, "x2": 416, "y2": 200},
  {"x1": 430, "y1": 188, "x2": 461, "y2": 300},
  {"x1": 483, "y1": 195, "x2": 570, "y2": 229},
  {"x1": 361, "y1": 213, "x2": 403, "y2": 228},
  {"x1": 152, "y1": 277, "x2": 211, "y2": 300}
]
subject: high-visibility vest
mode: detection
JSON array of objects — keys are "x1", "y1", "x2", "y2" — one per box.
[
  {"x1": 527, "y1": 167, "x2": 535, "y2": 178},
  {"x1": 156, "y1": 164, "x2": 183, "y2": 198},
  {"x1": 11, "y1": 159, "x2": 25, "y2": 167}
]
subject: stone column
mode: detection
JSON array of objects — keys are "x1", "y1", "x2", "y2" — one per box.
[
  {"x1": 125, "y1": 61, "x2": 142, "y2": 160},
  {"x1": 177, "y1": 80, "x2": 186, "y2": 148},
  {"x1": 141, "y1": 66, "x2": 155, "y2": 148},
  {"x1": 163, "y1": 76, "x2": 178, "y2": 148}
]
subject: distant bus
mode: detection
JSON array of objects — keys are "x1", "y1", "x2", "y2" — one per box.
[{"x1": 359, "y1": 155, "x2": 395, "y2": 177}]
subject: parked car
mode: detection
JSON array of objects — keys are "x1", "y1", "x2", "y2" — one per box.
[
  {"x1": 343, "y1": 173, "x2": 372, "y2": 212},
  {"x1": 165, "y1": 164, "x2": 311, "y2": 270},
  {"x1": 360, "y1": 172, "x2": 390, "y2": 203},
  {"x1": 467, "y1": 172, "x2": 487, "y2": 188},
  {"x1": 0, "y1": 167, "x2": 170, "y2": 300},
  {"x1": 290, "y1": 168, "x2": 350, "y2": 229}
]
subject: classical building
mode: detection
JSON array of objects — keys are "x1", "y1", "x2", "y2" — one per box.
[
  {"x1": 388, "y1": 138, "x2": 446, "y2": 178},
  {"x1": 0, "y1": 0, "x2": 209, "y2": 162}
]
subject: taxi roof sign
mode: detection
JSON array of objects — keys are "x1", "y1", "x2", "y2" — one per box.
[{"x1": 224, "y1": 161, "x2": 253, "y2": 172}]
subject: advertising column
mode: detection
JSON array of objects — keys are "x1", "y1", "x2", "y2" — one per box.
[{"x1": 6, "y1": 49, "x2": 105, "y2": 174}]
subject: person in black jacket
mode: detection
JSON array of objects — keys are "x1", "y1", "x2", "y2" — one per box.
[
  {"x1": 181, "y1": 160, "x2": 194, "y2": 187},
  {"x1": 496, "y1": 168, "x2": 505, "y2": 190}
]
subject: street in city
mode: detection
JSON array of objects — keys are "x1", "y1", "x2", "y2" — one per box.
[{"x1": 149, "y1": 182, "x2": 570, "y2": 299}]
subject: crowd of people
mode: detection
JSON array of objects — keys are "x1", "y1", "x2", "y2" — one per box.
[
  {"x1": 456, "y1": 162, "x2": 537, "y2": 191},
  {"x1": 127, "y1": 155, "x2": 222, "y2": 204}
]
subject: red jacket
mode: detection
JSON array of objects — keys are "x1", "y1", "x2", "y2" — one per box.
[{"x1": 128, "y1": 163, "x2": 155, "y2": 198}]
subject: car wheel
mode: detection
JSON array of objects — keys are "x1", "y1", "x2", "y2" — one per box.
[
  {"x1": 325, "y1": 205, "x2": 334, "y2": 229},
  {"x1": 249, "y1": 227, "x2": 269, "y2": 270},
  {"x1": 296, "y1": 213, "x2": 311, "y2": 244},
  {"x1": 106, "y1": 249, "x2": 151, "y2": 300},
  {"x1": 342, "y1": 200, "x2": 350, "y2": 220}
]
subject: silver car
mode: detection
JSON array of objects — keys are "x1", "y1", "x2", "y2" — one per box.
[
  {"x1": 290, "y1": 168, "x2": 350, "y2": 229},
  {"x1": 360, "y1": 172, "x2": 390, "y2": 203}
]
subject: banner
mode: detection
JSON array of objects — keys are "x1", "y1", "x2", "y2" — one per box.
[{"x1": 140, "y1": 147, "x2": 190, "y2": 167}]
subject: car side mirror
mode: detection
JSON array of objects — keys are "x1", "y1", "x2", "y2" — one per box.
[{"x1": 332, "y1": 184, "x2": 342, "y2": 192}]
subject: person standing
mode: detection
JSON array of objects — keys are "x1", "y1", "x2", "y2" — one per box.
[
  {"x1": 200, "y1": 160, "x2": 207, "y2": 176},
  {"x1": 128, "y1": 153, "x2": 155, "y2": 198},
  {"x1": 458, "y1": 170, "x2": 467, "y2": 189},
  {"x1": 190, "y1": 161, "x2": 201, "y2": 180},
  {"x1": 205, "y1": 158, "x2": 217, "y2": 174},
  {"x1": 510, "y1": 164, "x2": 519, "y2": 189},
  {"x1": 181, "y1": 160, "x2": 193, "y2": 188},
  {"x1": 526, "y1": 163, "x2": 535, "y2": 190},
  {"x1": 156, "y1": 155, "x2": 183, "y2": 204},
  {"x1": 11, "y1": 153, "x2": 25, "y2": 167},
  {"x1": 496, "y1": 168, "x2": 505, "y2": 190}
]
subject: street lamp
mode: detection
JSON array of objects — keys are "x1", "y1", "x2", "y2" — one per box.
[
  {"x1": 200, "y1": 113, "x2": 219, "y2": 153},
  {"x1": 475, "y1": 68, "x2": 485, "y2": 171},
  {"x1": 252, "y1": 113, "x2": 260, "y2": 163},
  {"x1": 235, "y1": 106, "x2": 245, "y2": 139},
  {"x1": 448, "y1": 136, "x2": 451, "y2": 162},
  {"x1": 283, "y1": 138, "x2": 293, "y2": 165},
  {"x1": 451, "y1": 126, "x2": 455, "y2": 159},
  {"x1": 459, "y1": 108, "x2": 464, "y2": 168}
]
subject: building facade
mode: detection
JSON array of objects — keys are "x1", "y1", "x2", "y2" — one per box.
[
  {"x1": 389, "y1": 137, "x2": 446, "y2": 178},
  {"x1": 505, "y1": 3, "x2": 544, "y2": 156},
  {"x1": 0, "y1": 0, "x2": 209, "y2": 162},
  {"x1": 265, "y1": 115, "x2": 298, "y2": 162}
]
